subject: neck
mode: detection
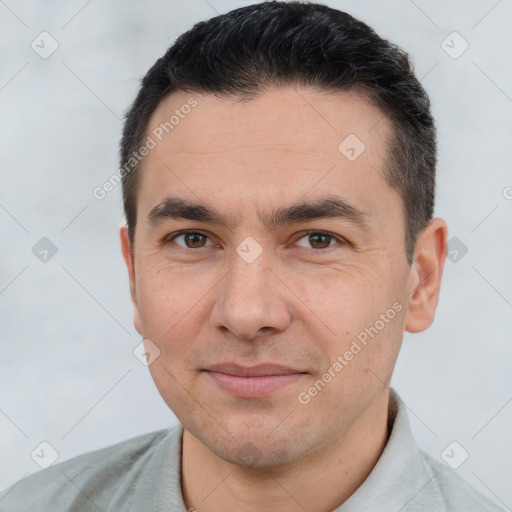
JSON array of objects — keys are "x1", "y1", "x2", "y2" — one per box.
[{"x1": 181, "y1": 390, "x2": 390, "y2": 512}]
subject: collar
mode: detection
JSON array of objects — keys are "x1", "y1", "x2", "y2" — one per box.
[{"x1": 334, "y1": 389, "x2": 436, "y2": 511}]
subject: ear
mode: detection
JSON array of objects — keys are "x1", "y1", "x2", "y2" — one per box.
[
  {"x1": 120, "y1": 224, "x2": 142, "y2": 335},
  {"x1": 405, "y1": 217, "x2": 449, "y2": 333}
]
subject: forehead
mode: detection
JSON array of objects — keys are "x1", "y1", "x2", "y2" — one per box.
[
  {"x1": 146, "y1": 87, "x2": 389, "y2": 159},
  {"x1": 137, "y1": 87, "x2": 399, "y2": 231}
]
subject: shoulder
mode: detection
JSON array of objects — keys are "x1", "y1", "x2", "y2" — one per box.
[
  {"x1": 417, "y1": 449, "x2": 506, "y2": 511},
  {"x1": 0, "y1": 426, "x2": 180, "y2": 512}
]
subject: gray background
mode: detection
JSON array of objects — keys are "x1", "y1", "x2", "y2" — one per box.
[{"x1": 1, "y1": 0, "x2": 511, "y2": 508}]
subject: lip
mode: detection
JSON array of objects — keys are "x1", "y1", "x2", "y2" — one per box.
[
  {"x1": 204, "y1": 363, "x2": 306, "y2": 398},
  {"x1": 205, "y1": 363, "x2": 303, "y2": 377}
]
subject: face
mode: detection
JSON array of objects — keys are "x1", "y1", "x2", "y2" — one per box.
[{"x1": 120, "y1": 87, "x2": 444, "y2": 467}]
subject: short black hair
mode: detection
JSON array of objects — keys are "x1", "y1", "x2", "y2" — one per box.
[{"x1": 120, "y1": 1, "x2": 436, "y2": 265}]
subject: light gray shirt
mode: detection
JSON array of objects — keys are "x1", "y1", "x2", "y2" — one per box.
[{"x1": 0, "y1": 390, "x2": 504, "y2": 511}]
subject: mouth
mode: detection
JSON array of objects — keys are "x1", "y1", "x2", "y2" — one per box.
[{"x1": 203, "y1": 363, "x2": 307, "y2": 398}]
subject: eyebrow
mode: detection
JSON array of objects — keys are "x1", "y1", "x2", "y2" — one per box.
[{"x1": 146, "y1": 195, "x2": 372, "y2": 232}]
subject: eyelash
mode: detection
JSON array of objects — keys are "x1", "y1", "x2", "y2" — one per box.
[{"x1": 164, "y1": 229, "x2": 347, "y2": 253}]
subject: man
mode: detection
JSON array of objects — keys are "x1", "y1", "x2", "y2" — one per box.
[{"x1": 0, "y1": 1, "x2": 504, "y2": 511}]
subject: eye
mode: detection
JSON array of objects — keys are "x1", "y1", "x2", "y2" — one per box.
[
  {"x1": 295, "y1": 230, "x2": 346, "y2": 250},
  {"x1": 166, "y1": 230, "x2": 214, "y2": 250},
  {"x1": 164, "y1": 230, "x2": 347, "y2": 253}
]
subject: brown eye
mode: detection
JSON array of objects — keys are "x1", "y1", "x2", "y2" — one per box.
[
  {"x1": 308, "y1": 233, "x2": 332, "y2": 249},
  {"x1": 184, "y1": 233, "x2": 207, "y2": 248},
  {"x1": 295, "y1": 231, "x2": 343, "y2": 250},
  {"x1": 169, "y1": 231, "x2": 213, "y2": 249}
]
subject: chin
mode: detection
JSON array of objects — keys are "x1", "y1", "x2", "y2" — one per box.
[
  {"x1": 214, "y1": 438, "x2": 294, "y2": 469},
  {"x1": 188, "y1": 416, "x2": 302, "y2": 467}
]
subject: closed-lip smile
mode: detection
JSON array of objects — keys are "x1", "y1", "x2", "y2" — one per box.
[
  {"x1": 204, "y1": 363, "x2": 307, "y2": 398},
  {"x1": 205, "y1": 363, "x2": 306, "y2": 377}
]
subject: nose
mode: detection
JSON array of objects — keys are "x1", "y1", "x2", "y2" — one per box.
[{"x1": 210, "y1": 253, "x2": 292, "y2": 340}]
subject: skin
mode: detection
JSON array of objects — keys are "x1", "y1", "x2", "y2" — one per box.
[{"x1": 120, "y1": 87, "x2": 448, "y2": 511}]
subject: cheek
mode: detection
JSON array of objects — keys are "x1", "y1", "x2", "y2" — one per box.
[
  {"x1": 137, "y1": 272, "x2": 207, "y2": 414},
  {"x1": 296, "y1": 265, "x2": 389, "y2": 335},
  {"x1": 298, "y1": 265, "x2": 405, "y2": 379},
  {"x1": 136, "y1": 262, "x2": 207, "y2": 333}
]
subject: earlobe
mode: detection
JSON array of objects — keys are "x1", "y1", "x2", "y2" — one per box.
[
  {"x1": 120, "y1": 224, "x2": 142, "y2": 335},
  {"x1": 405, "y1": 218, "x2": 449, "y2": 334}
]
